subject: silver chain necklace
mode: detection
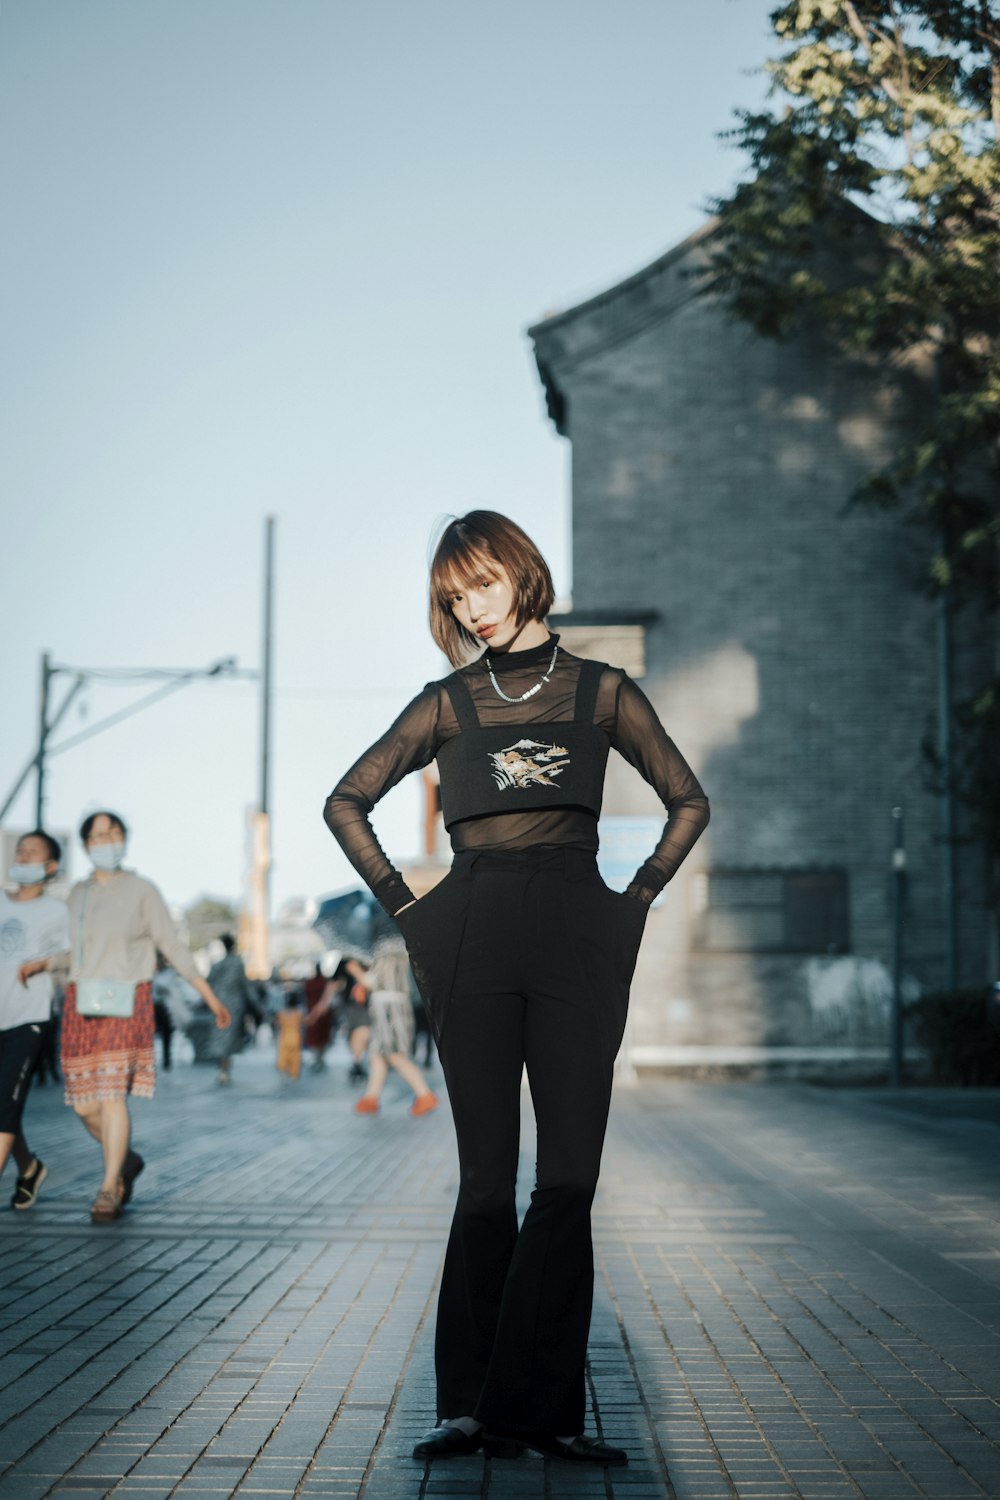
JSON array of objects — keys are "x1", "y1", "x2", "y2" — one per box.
[{"x1": 484, "y1": 642, "x2": 559, "y2": 703}]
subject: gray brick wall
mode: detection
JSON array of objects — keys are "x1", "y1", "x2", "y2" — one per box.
[{"x1": 531, "y1": 235, "x2": 992, "y2": 1063}]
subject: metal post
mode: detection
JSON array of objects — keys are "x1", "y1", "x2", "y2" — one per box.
[
  {"x1": 937, "y1": 573, "x2": 957, "y2": 990},
  {"x1": 247, "y1": 517, "x2": 275, "y2": 980},
  {"x1": 890, "y1": 807, "x2": 906, "y2": 1087},
  {"x1": 35, "y1": 652, "x2": 51, "y2": 828},
  {"x1": 260, "y1": 518, "x2": 275, "y2": 825}
]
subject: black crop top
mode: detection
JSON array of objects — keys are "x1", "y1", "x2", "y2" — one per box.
[
  {"x1": 323, "y1": 635, "x2": 710, "y2": 916},
  {"x1": 436, "y1": 658, "x2": 610, "y2": 827}
]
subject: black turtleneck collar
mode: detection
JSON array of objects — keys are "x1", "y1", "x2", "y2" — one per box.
[{"x1": 478, "y1": 632, "x2": 560, "y2": 675}]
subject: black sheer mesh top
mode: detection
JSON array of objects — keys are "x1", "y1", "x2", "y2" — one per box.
[{"x1": 323, "y1": 634, "x2": 710, "y2": 916}]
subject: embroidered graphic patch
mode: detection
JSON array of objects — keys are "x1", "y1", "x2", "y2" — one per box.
[{"x1": 489, "y1": 738, "x2": 570, "y2": 790}]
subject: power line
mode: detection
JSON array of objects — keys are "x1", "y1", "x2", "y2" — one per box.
[{"x1": 48, "y1": 674, "x2": 205, "y2": 756}]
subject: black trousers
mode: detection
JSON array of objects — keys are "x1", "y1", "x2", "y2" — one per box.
[
  {"x1": 0, "y1": 1022, "x2": 46, "y2": 1135},
  {"x1": 397, "y1": 847, "x2": 647, "y2": 1435}
]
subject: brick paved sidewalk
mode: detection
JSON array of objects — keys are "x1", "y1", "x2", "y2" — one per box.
[{"x1": 1, "y1": 1047, "x2": 999, "y2": 1500}]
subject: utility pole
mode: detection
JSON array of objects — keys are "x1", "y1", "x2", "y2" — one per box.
[
  {"x1": 937, "y1": 577, "x2": 958, "y2": 991},
  {"x1": 261, "y1": 515, "x2": 275, "y2": 828},
  {"x1": 2, "y1": 657, "x2": 247, "y2": 831},
  {"x1": 247, "y1": 517, "x2": 275, "y2": 981},
  {"x1": 889, "y1": 807, "x2": 907, "y2": 1088},
  {"x1": 35, "y1": 652, "x2": 51, "y2": 827}
]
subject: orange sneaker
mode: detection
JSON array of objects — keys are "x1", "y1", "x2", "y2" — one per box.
[
  {"x1": 410, "y1": 1092, "x2": 439, "y2": 1117},
  {"x1": 354, "y1": 1097, "x2": 379, "y2": 1115}
]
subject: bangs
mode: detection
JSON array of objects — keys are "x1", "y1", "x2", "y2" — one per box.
[
  {"x1": 431, "y1": 539, "x2": 501, "y2": 608},
  {"x1": 428, "y1": 510, "x2": 555, "y2": 667}
]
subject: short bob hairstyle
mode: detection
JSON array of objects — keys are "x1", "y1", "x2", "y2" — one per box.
[
  {"x1": 429, "y1": 511, "x2": 555, "y2": 666},
  {"x1": 79, "y1": 810, "x2": 129, "y2": 845}
]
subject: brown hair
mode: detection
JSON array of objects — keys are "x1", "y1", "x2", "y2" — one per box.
[{"x1": 429, "y1": 511, "x2": 555, "y2": 666}]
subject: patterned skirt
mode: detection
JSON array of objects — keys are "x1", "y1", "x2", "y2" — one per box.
[
  {"x1": 368, "y1": 989, "x2": 415, "y2": 1058},
  {"x1": 61, "y1": 981, "x2": 155, "y2": 1104}
]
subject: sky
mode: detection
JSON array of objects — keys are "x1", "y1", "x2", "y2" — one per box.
[{"x1": 1, "y1": 0, "x2": 777, "y2": 915}]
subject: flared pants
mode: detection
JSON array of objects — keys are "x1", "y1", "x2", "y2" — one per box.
[{"x1": 396, "y1": 846, "x2": 647, "y2": 1435}]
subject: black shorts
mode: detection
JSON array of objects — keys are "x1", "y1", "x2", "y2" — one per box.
[
  {"x1": 0, "y1": 1023, "x2": 46, "y2": 1134},
  {"x1": 341, "y1": 1003, "x2": 370, "y2": 1035}
]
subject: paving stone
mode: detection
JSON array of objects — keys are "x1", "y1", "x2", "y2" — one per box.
[{"x1": 2, "y1": 1062, "x2": 1000, "y2": 1497}]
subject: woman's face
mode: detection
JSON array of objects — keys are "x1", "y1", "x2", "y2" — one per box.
[
  {"x1": 86, "y1": 814, "x2": 124, "y2": 848},
  {"x1": 448, "y1": 564, "x2": 518, "y2": 648}
]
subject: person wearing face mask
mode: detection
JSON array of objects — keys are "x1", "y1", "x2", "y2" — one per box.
[
  {"x1": 0, "y1": 830, "x2": 69, "y2": 1211},
  {"x1": 25, "y1": 811, "x2": 231, "y2": 1223}
]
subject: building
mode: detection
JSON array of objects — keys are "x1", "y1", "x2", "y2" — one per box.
[{"x1": 528, "y1": 221, "x2": 992, "y2": 1077}]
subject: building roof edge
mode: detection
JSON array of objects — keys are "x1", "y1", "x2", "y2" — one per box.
[{"x1": 526, "y1": 217, "x2": 718, "y2": 342}]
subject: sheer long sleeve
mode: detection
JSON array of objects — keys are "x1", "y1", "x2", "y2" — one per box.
[
  {"x1": 323, "y1": 685, "x2": 442, "y2": 914},
  {"x1": 611, "y1": 675, "x2": 710, "y2": 902}
]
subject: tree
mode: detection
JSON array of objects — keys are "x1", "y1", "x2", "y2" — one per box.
[{"x1": 707, "y1": 0, "x2": 1000, "y2": 973}]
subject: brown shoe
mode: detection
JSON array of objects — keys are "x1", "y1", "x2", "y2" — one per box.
[
  {"x1": 90, "y1": 1188, "x2": 123, "y2": 1224},
  {"x1": 410, "y1": 1092, "x2": 439, "y2": 1117}
]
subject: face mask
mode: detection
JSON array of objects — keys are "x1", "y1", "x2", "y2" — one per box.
[
  {"x1": 89, "y1": 842, "x2": 126, "y2": 871},
  {"x1": 8, "y1": 862, "x2": 48, "y2": 885}
]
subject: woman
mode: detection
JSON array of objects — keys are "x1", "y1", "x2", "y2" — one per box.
[
  {"x1": 323, "y1": 511, "x2": 709, "y2": 1465},
  {"x1": 303, "y1": 962, "x2": 334, "y2": 1073},
  {"x1": 208, "y1": 933, "x2": 261, "y2": 1086},
  {"x1": 352, "y1": 936, "x2": 438, "y2": 1117},
  {"x1": 326, "y1": 957, "x2": 372, "y2": 1081},
  {"x1": 56, "y1": 812, "x2": 229, "y2": 1222}
]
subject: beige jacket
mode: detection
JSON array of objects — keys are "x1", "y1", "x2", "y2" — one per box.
[{"x1": 67, "y1": 871, "x2": 200, "y2": 986}]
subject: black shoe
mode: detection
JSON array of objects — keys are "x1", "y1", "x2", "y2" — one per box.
[
  {"x1": 120, "y1": 1151, "x2": 145, "y2": 1206},
  {"x1": 412, "y1": 1423, "x2": 484, "y2": 1460},
  {"x1": 11, "y1": 1157, "x2": 47, "y2": 1211},
  {"x1": 499, "y1": 1432, "x2": 628, "y2": 1465}
]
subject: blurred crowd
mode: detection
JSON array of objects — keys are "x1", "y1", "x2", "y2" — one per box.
[
  {"x1": 1, "y1": 815, "x2": 438, "y2": 1226},
  {"x1": 155, "y1": 944, "x2": 438, "y2": 1108}
]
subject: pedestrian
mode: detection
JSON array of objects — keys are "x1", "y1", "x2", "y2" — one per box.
[
  {"x1": 409, "y1": 962, "x2": 435, "y2": 1070},
  {"x1": 333, "y1": 958, "x2": 371, "y2": 1081},
  {"x1": 31, "y1": 980, "x2": 63, "y2": 1086},
  {"x1": 151, "y1": 958, "x2": 175, "y2": 1072},
  {"x1": 1, "y1": 830, "x2": 69, "y2": 1211},
  {"x1": 303, "y1": 962, "x2": 333, "y2": 1072},
  {"x1": 207, "y1": 934, "x2": 261, "y2": 1086},
  {"x1": 275, "y1": 986, "x2": 304, "y2": 1081},
  {"x1": 352, "y1": 937, "x2": 438, "y2": 1116},
  {"x1": 55, "y1": 811, "x2": 230, "y2": 1223},
  {"x1": 151, "y1": 954, "x2": 195, "y2": 1039},
  {"x1": 324, "y1": 511, "x2": 709, "y2": 1465}
]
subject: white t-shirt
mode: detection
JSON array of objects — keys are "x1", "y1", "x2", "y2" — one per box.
[{"x1": 0, "y1": 890, "x2": 70, "y2": 1030}]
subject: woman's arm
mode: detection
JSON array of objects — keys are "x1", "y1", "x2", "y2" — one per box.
[
  {"x1": 143, "y1": 881, "x2": 231, "y2": 1028},
  {"x1": 323, "y1": 685, "x2": 441, "y2": 915},
  {"x1": 611, "y1": 674, "x2": 711, "y2": 903}
]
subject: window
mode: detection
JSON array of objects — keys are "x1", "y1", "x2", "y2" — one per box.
[{"x1": 692, "y1": 868, "x2": 850, "y2": 954}]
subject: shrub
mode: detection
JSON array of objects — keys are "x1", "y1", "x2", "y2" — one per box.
[{"x1": 906, "y1": 988, "x2": 1000, "y2": 1086}]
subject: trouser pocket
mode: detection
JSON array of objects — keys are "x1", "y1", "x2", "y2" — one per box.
[
  {"x1": 569, "y1": 877, "x2": 648, "y2": 1062},
  {"x1": 395, "y1": 872, "x2": 469, "y2": 1042}
]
